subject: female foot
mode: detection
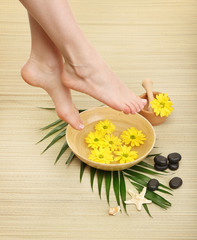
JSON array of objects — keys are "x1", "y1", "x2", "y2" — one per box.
[
  {"x1": 21, "y1": 57, "x2": 84, "y2": 130},
  {"x1": 19, "y1": 0, "x2": 147, "y2": 115},
  {"x1": 62, "y1": 51, "x2": 147, "y2": 114}
]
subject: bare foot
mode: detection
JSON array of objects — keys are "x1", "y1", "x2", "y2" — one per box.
[
  {"x1": 21, "y1": 57, "x2": 84, "y2": 130},
  {"x1": 62, "y1": 51, "x2": 147, "y2": 114}
]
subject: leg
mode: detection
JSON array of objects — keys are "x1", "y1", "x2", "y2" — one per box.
[
  {"x1": 21, "y1": 14, "x2": 83, "y2": 130},
  {"x1": 19, "y1": 0, "x2": 147, "y2": 114}
]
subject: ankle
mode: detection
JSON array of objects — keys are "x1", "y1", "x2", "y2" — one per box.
[{"x1": 29, "y1": 53, "x2": 63, "y2": 72}]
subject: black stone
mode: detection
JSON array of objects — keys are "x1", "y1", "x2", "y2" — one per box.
[
  {"x1": 154, "y1": 155, "x2": 168, "y2": 166},
  {"x1": 169, "y1": 177, "x2": 183, "y2": 189},
  {"x1": 154, "y1": 163, "x2": 168, "y2": 171},
  {"x1": 168, "y1": 162, "x2": 179, "y2": 171},
  {"x1": 147, "y1": 179, "x2": 159, "y2": 191},
  {"x1": 168, "y1": 152, "x2": 182, "y2": 164}
]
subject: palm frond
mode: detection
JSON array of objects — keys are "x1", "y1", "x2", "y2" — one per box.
[
  {"x1": 41, "y1": 129, "x2": 66, "y2": 154},
  {"x1": 37, "y1": 122, "x2": 67, "y2": 144},
  {"x1": 105, "y1": 171, "x2": 111, "y2": 205},
  {"x1": 38, "y1": 111, "x2": 174, "y2": 217},
  {"x1": 143, "y1": 204, "x2": 152, "y2": 217},
  {"x1": 130, "y1": 181, "x2": 171, "y2": 209},
  {"x1": 38, "y1": 107, "x2": 56, "y2": 110},
  {"x1": 113, "y1": 171, "x2": 120, "y2": 206},
  {"x1": 54, "y1": 141, "x2": 69, "y2": 164},
  {"x1": 80, "y1": 161, "x2": 86, "y2": 182},
  {"x1": 90, "y1": 167, "x2": 97, "y2": 191},
  {"x1": 119, "y1": 171, "x2": 127, "y2": 213},
  {"x1": 124, "y1": 168, "x2": 172, "y2": 191},
  {"x1": 65, "y1": 151, "x2": 75, "y2": 165},
  {"x1": 97, "y1": 170, "x2": 104, "y2": 198},
  {"x1": 131, "y1": 165, "x2": 165, "y2": 175},
  {"x1": 40, "y1": 119, "x2": 63, "y2": 130},
  {"x1": 138, "y1": 159, "x2": 169, "y2": 173},
  {"x1": 146, "y1": 153, "x2": 162, "y2": 158}
]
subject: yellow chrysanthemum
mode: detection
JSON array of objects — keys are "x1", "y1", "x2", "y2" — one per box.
[
  {"x1": 121, "y1": 127, "x2": 146, "y2": 147},
  {"x1": 103, "y1": 134, "x2": 122, "y2": 151},
  {"x1": 95, "y1": 119, "x2": 115, "y2": 134},
  {"x1": 89, "y1": 147, "x2": 114, "y2": 164},
  {"x1": 85, "y1": 131, "x2": 106, "y2": 149},
  {"x1": 150, "y1": 93, "x2": 174, "y2": 117},
  {"x1": 114, "y1": 145, "x2": 138, "y2": 164}
]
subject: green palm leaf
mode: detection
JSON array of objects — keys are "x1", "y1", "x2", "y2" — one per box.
[
  {"x1": 131, "y1": 165, "x2": 165, "y2": 175},
  {"x1": 80, "y1": 161, "x2": 86, "y2": 182},
  {"x1": 97, "y1": 170, "x2": 104, "y2": 198},
  {"x1": 90, "y1": 167, "x2": 97, "y2": 191},
  {"x1": 119, "y1": 171, "x2": 127, "y2": 213},
  {"x1": 41, "y1": 129, "x2": 66, "y2": 154},
  {"x1": 130, "y1": 181, "x2": 171, "y2": 209},
  {"x1": 38, "y1": 107, "x2": 56, "y2": 110},
  {"x1": 38, "y1": 110, "x2": 175, "y2": 217},
  {"x1": 113, "y1": 171, "x2": 120, "y2": 206},
  {"x1": 124, "y1": 172, "x2": 172, "y2": 196},
  {"x1": 138, "y1": 161, "x2": 169, "y2": 173},
  {"x1": 105, "y1": 171, "x2": 111, "y2": 205},
  {"x1": 143, "y1": 204, "x2": 152, "y2": 217},
  {"x1": 124, "y1": 169, "x2": 172, "y2": 191},
  {"x1": 157, "y1": 188, "x2": 173, "y2": 195},
  {"x1": 38, "y1": 122, "x2": 67, "y2": 144},
  {"x1": 54, "y1": 141, "x2": 69, "y2": 164},
  {"x1": 124, "y1": 171, "x2": 147, "y2": 186},
  {"x1": 65, "y1": 151, "x2": 75, "y2": 165},
  {"x1": 146, "y1": 153, "x2": 162, "y2": 158},
  {"x1": 40, "y1": 119, "x2": 63, "y2": 130}
]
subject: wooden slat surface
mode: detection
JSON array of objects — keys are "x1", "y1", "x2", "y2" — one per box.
[{"x1": 0, "y1": 0, "x2": 197, "y2": 239}]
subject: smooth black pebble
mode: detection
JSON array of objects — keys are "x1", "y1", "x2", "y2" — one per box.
[
  {"x1": 168, "y1": 162, "x2": 179, "y2": 171},
  {"x1": 154, "y1": 155, "x2": 168, "y2": 166},
  {"x1": 169, "y1": 177, "x2": 183, "y2": 189},
  {"x1": 168, "y1": 152, "x2": 182, "y2": 164},
  {"x1": 147, "y1": 179, "x2": 159, "y2": 191},
  {"x1": 154, "y1": 163, "x2": 168, "y2": 171}
]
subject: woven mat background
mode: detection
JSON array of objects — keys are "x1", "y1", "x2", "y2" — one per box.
[{"x1": 0, "y1": 1, "x2": 197, "y2": 239}]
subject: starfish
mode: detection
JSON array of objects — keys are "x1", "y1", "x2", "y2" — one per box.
[{"x1": 124, "y1": 187, "x2": 152, "y2": 211}]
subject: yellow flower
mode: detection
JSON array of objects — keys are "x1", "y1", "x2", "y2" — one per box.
[
  {"x1": 95, "y1": 119, "x2": 115, "y2": 134},
  {"x1": 89, "y1": 147, "x2": 114, "y2": 164},
  {"x1": 103, "y1": 134, "x2": 122, "y2": 151},
  {"x1": 114, "y1": 145, "x2": 138, "y2": 164},
  {"x1": 85, "y1": 131, "x2": 106, "y2": 149},
  {"x1": 121, "y1": 127, "x2": 146, "y2": 147},
  {"x1": 150, "y1": 93, "x2": 174, "y2": 117}
]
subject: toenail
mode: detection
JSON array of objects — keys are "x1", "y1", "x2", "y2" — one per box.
[
  {"x1": 79, "y1": 124, "x2": 84, "y2": 130},
  {"x1": 142, "y1": 99, "x2": 147, "y2": 105}
]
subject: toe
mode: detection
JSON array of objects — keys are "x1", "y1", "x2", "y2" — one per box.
[
  {"x1": 122, "y1": 104, "x2": 131, "y2": 115},
  {"x1": 128, "y1": 102, "x2": 137, "y2": 114},
  {"x1": 57, "y1": 107, "x2": 84, "y2": 130},
  {"x1": 141, "y1": 98, "x2": 147, "y2": 107}
]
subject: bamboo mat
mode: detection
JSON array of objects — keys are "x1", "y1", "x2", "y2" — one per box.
[{"x1": 0, "y1": 0, "x2": 197, "y2": 239}]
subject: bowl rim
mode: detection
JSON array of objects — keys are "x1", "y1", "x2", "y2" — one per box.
[{"x1": 66, "y1": 106, "x2": 156, "y2": 169}]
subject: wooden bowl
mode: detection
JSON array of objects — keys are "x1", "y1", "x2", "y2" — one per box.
[
  {"x1": 139, "y1": 92, "x2": 168, "y2": 126},
  {"x1": 66, "y1": 106, "x2": 156, "y2": 171}
]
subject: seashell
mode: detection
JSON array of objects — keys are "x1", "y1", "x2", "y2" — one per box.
[{"x1": 108, "y1": 206, "x2": 121, "y2": 216}]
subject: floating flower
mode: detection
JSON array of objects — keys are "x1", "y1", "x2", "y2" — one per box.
[
  {"x1": 121, "y1": 127, "x2": 146, "y2": 147},
  {"x1": 114, "y1": 145, "x2": 138, "y2": 164},
  {"x1": 89, "y1": 147, "x2": 114, "y2": 164},
  {"x1": 103, "y1": 134, "x2": 122, "y2": 151},
  {"x1": 95, "y1": 119, "x2": 115, "y2": 134},
  {"x1": 85, "y1": 131, "x2": 106, "y2": 149},
  {"x1": 150, "y1": 93, "x2": 174, "y2": 117}
]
